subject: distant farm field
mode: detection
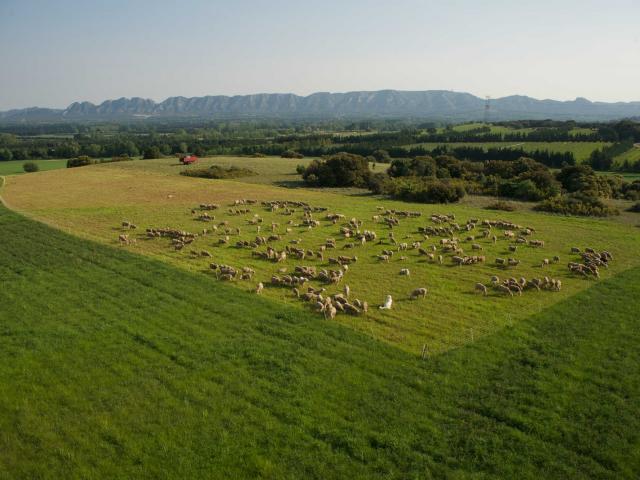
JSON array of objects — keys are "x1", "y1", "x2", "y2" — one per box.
[
  {"x1": 404, "y1": 141, "x2": 609, "y2": 163},
  {"x1": 613, "y1": 144, "x2": 640, "y2": 167},
  {"x1": 3, "y1": 157, "x2": 639, "y2": 356}
]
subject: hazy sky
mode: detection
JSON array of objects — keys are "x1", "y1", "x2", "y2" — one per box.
[{"x1": 1, "y1": 0, "x2": 639, "y2": 109}]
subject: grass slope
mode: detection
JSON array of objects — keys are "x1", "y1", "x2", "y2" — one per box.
[{"x1": 0, "y1": 205, "x2": 639, "y2": 479}]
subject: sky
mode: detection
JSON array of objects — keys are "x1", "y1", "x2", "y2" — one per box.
[{"x1": 1, "y1": 0, "x2": 639, "y2": 110}]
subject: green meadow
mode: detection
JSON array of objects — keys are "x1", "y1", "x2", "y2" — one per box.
[{"x1": 0, "y1": 204, "x2": 639, "y2": 478}]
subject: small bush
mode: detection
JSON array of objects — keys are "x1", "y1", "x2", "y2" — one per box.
[
  {"x1": 486, "y1": 200, "x2": 517, "y2": 212},
  {"x1": 250, "y1": 152, "x2": 266, "y2": 158},
  {"x1": 22, "y1": 161, "x2": 39, "y2": 173},
  {"x1": 143, "y1": 146, "x2": 161, "y2": 159},
  {"x1": 296, "y1": 164, "x2": 306, "y2": 175},
  {"x1": 67, "y1": 156, "x2": 97, "y2": 168},
  {"x1": 628, "y1": 202, "x2": 640, "y2": 213},
  {"x1": 281, "y1": 150, "x2": 304, "y2": 159},
  {"x1": 535, "y1": 193, "x2": 619, "y2": 217},
  {"x1": 180, "y1": 165, "x2": 256, "y2": 179}
]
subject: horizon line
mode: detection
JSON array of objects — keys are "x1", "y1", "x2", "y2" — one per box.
[{"x1": 4, "y1": 89, "x2": 640, "y2": 112}]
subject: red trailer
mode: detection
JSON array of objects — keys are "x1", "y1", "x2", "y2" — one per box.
[{"x1": 180, "y1": 155, "x2": 198, "y2": 165}]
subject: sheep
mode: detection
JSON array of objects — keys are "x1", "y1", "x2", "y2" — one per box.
[
  {"x1": 344, "y1": 284, "x2": 350, "y2": 298},
  {"x1": 438, "y1": 255, "x2": 443, "y2": 264},
  {"x1": 496, "y1": 284, "x2": 513, "y2": 297},
  {"x1": 343, "y1": 303, "x2": 361, "y2": 315},
  {"x1": 410, "y1": 288, "x2": 428, "y2": 299},
  {"x1": 377, "y1": 254, "x2": 390, "y2": 263},
  {"x1": 508, "y1": 245, "x2": 517, "y2": 253},
  {"x1": 118, "y1": 234, "x2": 129, "y2": 244},
  {"x1": 324, "y1": 303, "x2": 337, "y2": 320},
  {"x1": 255, "y1": 282, "x2": 264, "y2": 294},
  {"x1": 475, "y1": 283, "x2": 488, "y2": 296},
  {"x1": 495, "y1": 258, "x2": 506, "y2": 266},
  {"x1": 541, "y1": 258, "x2": 549, "y2": 267},
  {"x1": 507, "y1": 258, "x2": 520, "y2": 267},
  {"x1": 552, "y1": 255, "x2": 560, "y2": 263},
  {"x1": 471, "y1": 243, "x2": 483, "y2": 251},
  {"x1": 399, "y1": 268, "x2": 410, "y2": 276},
  {"x1": 379, "y1": 295, "x2": 393, "y2": 310},
  {"x1": 452, "y1": 255, "x2": 465, "y2": 266}
]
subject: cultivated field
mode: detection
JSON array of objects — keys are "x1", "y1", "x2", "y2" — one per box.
[
  {"x1": 3, "y1": 157, "x2": 639, "y2": 356},
  {"x1": 613, "y1": 145, "x2": 640, "y2": 168},
  {"x1": 403, "y1": 141, "x2": 609, "y2": 163}
]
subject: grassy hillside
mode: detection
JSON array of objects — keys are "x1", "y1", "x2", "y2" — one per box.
[
  {"x1": 111, "y1": 155, "x2": 314, "y2": 187},
  {"x1": 4, "y1": 162, "x2": 640, "y2": 356},
  {"x1": 613, "y1": 145, "x2": 640, "y2": 168},
  {"x1": 0, "y1": 204, "x2": 638, "y2": 478}
]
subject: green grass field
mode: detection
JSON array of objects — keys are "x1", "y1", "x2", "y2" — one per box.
[
  {"x1": 451, "y1": 122, "x2": 535, "y2": 135},
  {"x1": 3, "y1": 158, "x2": 639, "y2": 357},
  {"x1": 613, "y1": 145, "x2": 640, "y2": 168},
  {"x1": 0, "y1": 159, "x2": 68, "y2": 176},
  {"x1": 450, "y1": 123, "x2": 596, "y2": 138},
  {"x1": 404, "y1": 142, "x2": 608, "y2": 163},
  {"x1": 1, "y1": 203, "x2": 639, "y2": 478}
]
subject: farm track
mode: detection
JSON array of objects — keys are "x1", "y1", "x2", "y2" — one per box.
[{"x1": 0, "y1": 204, "x2": 639, "y2": 478}]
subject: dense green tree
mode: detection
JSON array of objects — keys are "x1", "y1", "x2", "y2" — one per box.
[
  {"x1": 302, "y1": 153, "x2": 370, "y2": 187},
  {"x1": 82, "y1": 143, "x2": 103, "y2": 158},
  {"x1": 56, "y1": 141, "x2": 81, "y2": 158},
  {"x1": 143, "y1": 146, "x2": 161, "y2": 159},
  {"x1": 0, "y1": 148, "x2": 13, "y2": 161}
]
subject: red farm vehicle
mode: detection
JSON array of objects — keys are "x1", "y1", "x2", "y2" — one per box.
[{"x1": 179, "y1": 155, "x2": 198, "y2": 165}]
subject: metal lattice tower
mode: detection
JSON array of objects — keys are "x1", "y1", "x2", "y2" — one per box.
[{"x1": 484, "y1": 96, "x2": 491, "y2": 124}]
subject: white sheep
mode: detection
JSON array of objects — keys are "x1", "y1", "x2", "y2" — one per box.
[{"x1": 379, "y1": 295, "x2": 393, "y2": 310}]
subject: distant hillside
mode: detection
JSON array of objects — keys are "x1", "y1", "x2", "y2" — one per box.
[{"x1": 2, "y1": 90, "x2": 640, "y2": 122}]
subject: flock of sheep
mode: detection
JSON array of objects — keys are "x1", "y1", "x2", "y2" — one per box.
[{"x1": 117, "y1": 198, "x2": 613, "y2": 319}]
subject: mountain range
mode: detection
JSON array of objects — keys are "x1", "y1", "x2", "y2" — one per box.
[{"x1": 2, "y1": 90, "x2": 640, "y2": 123}]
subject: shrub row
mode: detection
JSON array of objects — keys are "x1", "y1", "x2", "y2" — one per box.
[
  {"x1": 180, "y1": 165, "x2": 256, "y2": 179},
  {"x1": 534, "y1": 193, "x2": 619, "y2": 217}
]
